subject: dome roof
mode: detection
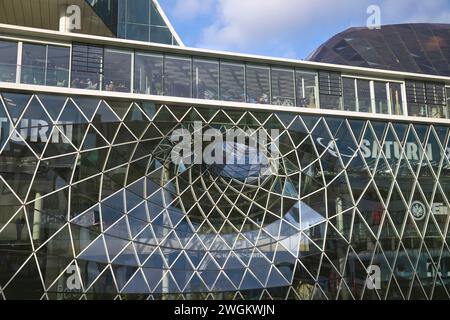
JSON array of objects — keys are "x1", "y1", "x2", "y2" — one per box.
[{"x1": 308, "y1": 23, "x2": 450, "y2": 76}]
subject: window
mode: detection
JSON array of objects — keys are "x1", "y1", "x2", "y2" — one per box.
[
  {"x1": 126, "y1": 0, "x2": 149, "y2": 24},
  {"x1": 71, "y1": 44, "x2": 103, "y2": 90},
  {"x1": 0, "y1": 40, "x2": 18, "y2": 83},
  {"x1": 271, "y1": 67, "x2": 295, "y2": 106},
  {"x1": 318, "y1": 71, "x2": 342, "y2": 110},
  {"x1": 374, "y1": 81, "x2": 389, "y2": 114},
  {"x1": 125, "y1": 24, "x2": 149, "y2": 42},
  {"x1": 220, "y1": 61, "x2": 245, "y2": 102},
  {"x1": 117, "y1": 0, "x2": 175, "y2": 45},
  {"x1": 389, "y1": 83, "x2": 403, "y2": 115},
  {"x1": 151, "y1": 2, "x2": 166, "y2": 26},
  {"x1": 46, "y1": 46, "x2": 70, "y2": 87},
  {"x1": 357, "y1": 79, "x2": 372, "y2": 113},
  {"x1": 406, "y1": 80, "x2": 446, "y2": 118},
  {"x1": 134, "y1": 52, "x2": 163, "y2": 95},
  {"x1": 164, "y1": 55, "x2": 192, "y2": 98},
  {"x1": 426, "y1": 82, "x2": 446, "y2": 119},
  {"x1": 342, "y1": 78, "x2": 357, "y2": 112},
  {"x1": 193, "y1": 59, "x2": 219, "y2": 100},
  {"x1": 21, "y1": 43, "x2": 70, "y2": 87},
  {"x1": 21, "y1": 43, "x2": 46, "y2": 85},
  {"x1": 446, "y1": 87, "x2": 450, "y2": 119},
  {"x1": 296, "y1": 70, "x2": 318, "y2": 108},
  {"x1": 246, "y1": 65, "x2": 270, "y2": 104},
  {"x1": 103, "y1": 48, "x2": 132, "y2": 93},
  {"x1": 151, "y1": 26, "x2": 173, "y2": 45}
]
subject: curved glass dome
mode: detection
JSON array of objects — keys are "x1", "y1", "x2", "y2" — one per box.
[
  {"x1": 309, "y1": 23, "x2": 450, "y2": 76},
  {"x1": 207, "y1": 140, "x2": 273, "y2": 184}
]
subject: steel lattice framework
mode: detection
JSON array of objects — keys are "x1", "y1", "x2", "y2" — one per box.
[{"x1": 0, "y1": 91, "x2": 449, "y2": 300}]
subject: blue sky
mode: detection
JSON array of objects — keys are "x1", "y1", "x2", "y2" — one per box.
[{"x1": 158, "y1": 0, "x2": 450, "y2": 60}]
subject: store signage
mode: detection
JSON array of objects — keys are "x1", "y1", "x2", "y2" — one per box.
[
  {"x1": 410, "y1": 201, "x2": 449, "y2": 221},
  {"x1": 411, "y1": 201, "x2": 427, "y2": 221},
  {"x1": 0, "y1": 118, "x2": 73, "y2": 144},
  {"x1": 317, "y1": 137, "x2": 450, "y2": 163}
]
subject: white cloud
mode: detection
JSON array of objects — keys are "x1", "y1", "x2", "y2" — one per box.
[
  {"x1": 198, "y1": 0, "x2": 450, "y2": 56},
  {"x1": 172, "y1": 0, "x2": 215, "y2": 21}
]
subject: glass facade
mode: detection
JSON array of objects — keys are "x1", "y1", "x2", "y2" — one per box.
[
  {"x1": 0, "y1": 40, "x2": 18, "y2": 83},
  {"x1": 0, "y1": 92, "x2": 448, "y2": 300},
  {"x1": 117, "y1": 0, "x2": 177, "y2": 45},
  {"x1": 21, "y1": 43, "x2": 70, "y2": 87},
  {"x1": 1, "y1": 0, "x2": 449, "y2": 302},
  {"x1": 0, "y1": 37, "x2": 449, "y2": 120}
]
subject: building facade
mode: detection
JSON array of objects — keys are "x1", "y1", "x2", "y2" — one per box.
[{"x1": 0, "y1": 1, "x2": 449, "y2": 300}]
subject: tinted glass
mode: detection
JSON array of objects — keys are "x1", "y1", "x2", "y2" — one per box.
[
  {"x1": 296, "y1": 70, "x2": 317, "y2": 108},
  {"x1": 126, "y1": 0, "x2": 149, "y2": 24},
  {"x1": 374, "y1": 81, "x2": 388, "y2": 114},
  {"x1": 220, "y1": 62, "x2": 245, "y2": 102},
  {"x1": 271, "y1": 68, "x2": 295, "y2": 106},
  {"x1": 357, "y1": 79, "x2": 372, "y2": 113},
  {"x1": 134, "y1": 53, "x2": 163, "y2": 95},
  {"x1": 150, "y1": 26, "x2": 173, "y2": 45},
  {"x1": 246, "y1": 65, "x2": 270, "y2": 104},
  {"x1": 21, "y1": 43, "x2": 46, "y2": 85},
  {"x1": 126, "y1": 24, "x2": 150, "y2": 42},
  {"x1": 164, "y1": 55, "x2": 192, "y2": 98},
  {"x1": 0, "y1": 40, "x2": 17, "y2": 83},
  {"x1": 389, "y1": 82, "x2": 403, "y2": 115},
  {"x1": 46, "y1": 46, "x2": 70, "y2": 87},
  {"x1": 193, "y1": 59, "x2": 219, "y2": 100},
  {"x1": 71, "y1": 44, "x2": 103, "y2": 90},
  {"x1": 342, "y1": 78, "x2": 356, "y2": 112},
  {"x1": 103, "y1": 49, "x2": 132, "y2": 93}
]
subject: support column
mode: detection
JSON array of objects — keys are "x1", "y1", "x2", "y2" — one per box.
[{"x1": 32, "y1": 193, "x2": 42, "y2": 242}]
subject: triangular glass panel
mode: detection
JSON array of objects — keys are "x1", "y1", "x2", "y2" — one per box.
[
  {"x1": 36, "y1": 94, "x2": 68, "y2": 121},
  {"x1": 121, "y1": 269, "x2": 150, "y2": 294},
  {"x1": 78, "y1": 235, "x2": 108, "y2": 264},
  {"x1": 73, "y1": 97, "x2": 100, "y2": 122},
  {"x1": 2, "y1": 92, "x2": 31, "y2": 123}
]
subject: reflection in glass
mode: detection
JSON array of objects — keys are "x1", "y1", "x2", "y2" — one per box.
[
  {"x1": 0, "y1": 40, "x2": 18, "y2": 83},
  {"x1": 271, "y1": 68, "x2": 295, "y2": 106},
  {"x1": 246, "y1": 65, "x2": 270, "y2": 104},
  {"x1": 164, "y1": 55, "x2": 192, "y2": 98},
  {"x1": 389, "y1": 83, "x2": 403, "y2": 115},
  {"x1": 220, "y1": 62, "x2": 245, "y2": 102},
  {"x1": 125, "y1": 24, "x2": 149, "y2": 42},
  {"x1": 374, "y1": 81, "x2": 389, "y2": 114},
  {"x1": 46, "y1": 46, "x2": 70, "y2": 87},
  {"x1": 357, "y1": 79, "x2": 372, "y2": 113},
  {"x1": 134, "y1": 53, "x2": 163, "y2": 95},
  {"x1": 21, "y1": 43, "x2": 46, "y2": 85},
  {"x1": 296, "y1": 70, "x2": 318, "y2": 108},
  {"x1": 21, "y1": 44, "x2": 69, "y2": 87},
  {"x1": 342, "y1": 78, "x2": 357, "y2": 112},
  {"x1": 193, "y1": 59, "x2": 219, "y2": 100},
  {"x1": 426, "y1": 83, "x2": 447, "y2": 119},
  {"x1": 117, "y1": 0, "x2": 175, "y2": 45},
  {"x1": 446, "y1": 88, "x2": 450, "y2": 119},
  {"x1": 103, "y1": 49, "x2": 132, "y2": 93},
  {"x1": 71, "y1": 44, "x2": 103, "y2": 91},
  {"x1": 126, "y1": 0, "x2": 149, "y2": 24},
  {"x1": 150, "y1": 26, "x2": 173, "y2": 45}
]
